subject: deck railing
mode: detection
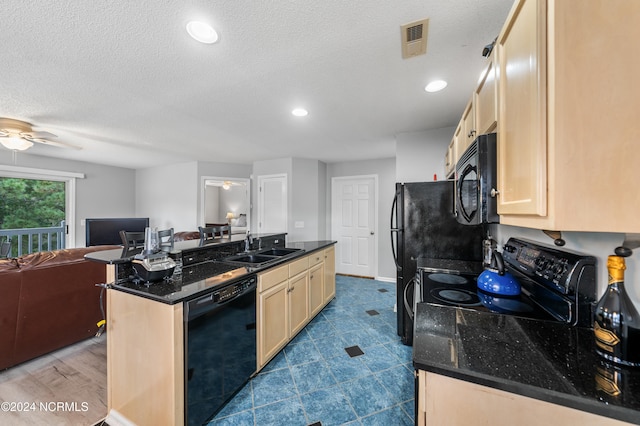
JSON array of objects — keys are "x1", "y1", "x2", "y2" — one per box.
[{"x1": 0, "y1": 221, "x2": 66, "y2": 257}]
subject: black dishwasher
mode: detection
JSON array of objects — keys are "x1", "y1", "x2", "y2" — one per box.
[{"x1": 184, "y1": 275, "x2": 257, "y2": 426}]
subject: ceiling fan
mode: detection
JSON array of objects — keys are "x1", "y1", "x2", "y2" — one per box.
[
  {"x1": 205, "y1": 180, "x2": 245, "y2": 190},
  {"x1": 0, "y1": 118, "x2": 81, "y2": 151}
]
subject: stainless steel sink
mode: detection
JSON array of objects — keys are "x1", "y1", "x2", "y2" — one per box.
[
  {"x1": 224, "y1": 254, "x2": 275, "y2": 265},
  {"x1": 256, "y1": 247, "x2": 302, "y2": 257},
  {"x1": 223, "y1": 247, "x2": 303, "y2": 267}
]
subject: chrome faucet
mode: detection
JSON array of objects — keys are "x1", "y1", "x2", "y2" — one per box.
[{"x1": 244, "y1": 230, "x2": 253, "y2": 252}]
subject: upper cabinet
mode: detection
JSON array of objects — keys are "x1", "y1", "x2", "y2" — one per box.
[
  {"x1": 496, "y1": 0, "x2": 640, "y2": 232},
  {"x1": 446, "y1": 49, "x2": 497, "y2": 179},
  {"x1": 460, "y1": 100, "x2": 476, "y2": 155},
  {"x1": 474, "y1": 53, "x2": 498, "y2": 137},
  {"x1": 496, "y1": 0, "x2": 547, "y2": 217}
]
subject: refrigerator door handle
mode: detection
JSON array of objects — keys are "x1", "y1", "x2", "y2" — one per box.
[
  {"x1": 390, "y1": 193, "x2": 401, "y2": 270},
  {"x1": 403, "y1": 278, "x2": 415, "y2": 321}
]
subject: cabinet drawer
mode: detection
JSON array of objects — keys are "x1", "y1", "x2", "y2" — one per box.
[
  {"x1": 308, "y1": 251, "x2": 323, "y2": 267},
  {"x1": 289, "y1": 256, "x2": 309, "y2": 277},
  {"x1": 259, "y1": 264, "x2": 288, "y2": 292}
]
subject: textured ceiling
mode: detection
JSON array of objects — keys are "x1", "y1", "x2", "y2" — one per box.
[{"x1": 1, "y1": 0, "x2": 513, "y2": 169}]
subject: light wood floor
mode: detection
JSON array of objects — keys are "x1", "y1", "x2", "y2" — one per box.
[{"x1": 0, "y1": 335, "x2": 107, "y2": 426}]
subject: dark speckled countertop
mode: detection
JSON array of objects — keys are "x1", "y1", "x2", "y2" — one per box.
[
  {"x1": 86, "y1": 240, "x2": 336, "y2": 304},
  {"x1": 413, "y1": 303, "x2": 640, "y2": 424}
]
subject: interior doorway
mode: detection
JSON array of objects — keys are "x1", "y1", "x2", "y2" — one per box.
[
  {"x1": 200, "y1": 177, "x2": 250, "y2": 234},
  {"x1": 331, "y1": 175, "x2": 377, "y2": 278}
]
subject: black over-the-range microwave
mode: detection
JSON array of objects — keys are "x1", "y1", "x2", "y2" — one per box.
[{"x1": 455, "y1": 133, "x2": 499, "y2": 225}]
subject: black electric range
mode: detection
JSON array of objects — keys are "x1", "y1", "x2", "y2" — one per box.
[{"x1": 416, "y1": 238, "x2": 598, "y2": 326}]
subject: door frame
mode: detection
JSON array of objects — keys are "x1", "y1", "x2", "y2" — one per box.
[
  {"x1": 199, "y1": 176, "x2": 251, "y2": 228},
  {"x1": 331, "y1": 174, "x2": 379, "y2": 279}
]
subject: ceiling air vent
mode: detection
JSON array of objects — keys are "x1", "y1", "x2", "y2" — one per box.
[{"x1": 401, "y1": 19, "x2": 429, "y2": 59}]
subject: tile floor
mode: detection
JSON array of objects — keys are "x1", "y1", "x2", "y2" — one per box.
[{"x1": 210, "y1": 275, "x2": 414, "y2": 426}]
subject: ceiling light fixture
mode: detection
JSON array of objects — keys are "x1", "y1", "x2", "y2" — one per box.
[
  {"x1": 0, "y1": 136, "x2": 33, "y2": 151},
  {"x1": 291, "y1": 108, "x2": 308, "y2": 117},
  {"x1": 424, "y1": 80, "x2": 448, "y2": 93},
  {"x1": 186, "y1": 21, "x2": 219, "y2": 44}
]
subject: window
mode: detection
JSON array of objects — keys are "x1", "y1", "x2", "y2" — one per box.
[{"x1": 0, "y1": 165, "x2": 83, "y2": 251}]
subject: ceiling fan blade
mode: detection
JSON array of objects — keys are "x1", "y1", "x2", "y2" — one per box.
[
  {"x1": 22, "y1": 135, "x2": 82, "y2": 150},
  {"x1": 28, "y1": 130, "x2": 58, "y2": 139}
]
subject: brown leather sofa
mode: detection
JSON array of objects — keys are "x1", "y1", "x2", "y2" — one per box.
[{"x1": 0, "y1": 246, "x2": 119, "y2": 370}]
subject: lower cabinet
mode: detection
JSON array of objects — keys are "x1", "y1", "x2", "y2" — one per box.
[
  {"x1": 257, "y1": 247, "x2": 336, "y2": 370},
  {"x1": 106, "y1": 288, "x2": 185, "y2": 426},
  {"x1": 309, "y1": 262, "x2": 324, "y2": 317},
  {"x1": 323, "y1": 246, "x2": 336, "y2": 303},
  {"x1": 417, "y1": 370, "x2": 632, "y2": 426}
]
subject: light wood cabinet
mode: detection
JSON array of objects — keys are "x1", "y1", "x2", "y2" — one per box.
[
  {"x1": 445, "y1": 138, "x2": 456, "y2": 179},
  {"x1": 323, "y1": 246, "x2": 336, "y2": 303},
  {"x1": 474, "y1": 52, "x2": 498, "y2": 136},
  {"x1": 288, "y1": 270, "x2": 309, "y2": 336},
  {"x1": 309, "y1": 262, "x2": 324, "y2": 317},
  {"x1": 496, "y1": 0, "x2": 547, "y2": 217},
  {"x1": 107, "y1": 288, "x2": 184, "y2": 426},
  {"x1": 257, "y1": 246, "x2": 336, "y2": 370},
  {"x1": 496, "y1": 0, "x2": 640, "y2": 232},
  {"x1": 460, "y1": 100, "x2": 476, "y2": 155},
  {"x1": 417, "y1": 370, "x2": 632, "y2": 426},
  {"x1": 257, "y1": 273, "x2": 289, "y2": 368}
]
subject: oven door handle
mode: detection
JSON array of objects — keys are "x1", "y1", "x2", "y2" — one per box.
[{"x1": 403, "y1": 278, "x2": 415, "y2": 321}]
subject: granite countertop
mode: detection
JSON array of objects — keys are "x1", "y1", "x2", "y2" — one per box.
[
  {"x1": 85, "y1": 232, "x2": 273, "y2": 264},
  {"x1": 87, "y1": 239, "x2": 336, "y2": 304},
  {"x1": 413, "y1": 303, "x2": 640, "y2": 424}
]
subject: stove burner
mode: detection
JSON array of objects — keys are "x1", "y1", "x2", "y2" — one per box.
[
  {"x1": 430, "y1": 288, "x2": 481, "y2": 306},
  {"x1": 428, "y1": 273, "x2": 469, "y2": 285}
]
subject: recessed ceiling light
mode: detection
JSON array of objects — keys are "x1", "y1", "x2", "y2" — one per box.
[
  {"x1": 425, "y1": 80, "x2": 448, "y2": 93},
  {"x1": 292, "y1": 108, "x2": 308, "y2": 117},
  {"x1": 186, "y1": 21, "x2": 219, "y2": 44}
]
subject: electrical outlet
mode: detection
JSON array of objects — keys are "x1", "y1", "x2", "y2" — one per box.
[{"x1": 294, "y1": 221, "x2": 304, "y2": 228}]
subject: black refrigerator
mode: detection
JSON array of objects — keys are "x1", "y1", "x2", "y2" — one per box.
[{"x1": 390, "y1": 181, "x2": 484, "y2": 345}]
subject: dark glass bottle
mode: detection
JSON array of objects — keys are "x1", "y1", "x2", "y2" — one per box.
[{"x1": 593, "y1": 255, "x2": 640, "y2": 367}]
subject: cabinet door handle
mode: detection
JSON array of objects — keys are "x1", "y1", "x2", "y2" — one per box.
[{"x1": 490, "y1": 188, "x2": 500, "y2": 197}]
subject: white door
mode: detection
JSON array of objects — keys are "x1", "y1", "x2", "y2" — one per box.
[
  {"x1": 331, "y1": 176, "x2": 377, "y2": 278},
  {"x1": 258, "y1": 174, "x2": 287, "y2": 233}
]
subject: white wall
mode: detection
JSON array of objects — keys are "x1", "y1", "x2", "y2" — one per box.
[
  {"x1": 327, "y1": 158, "x2": 396, "y2": 281},
  {"x1": 396, "y1": 126, "x2": 454, "y2": 182},
  {"x1": 135, "y1": 160, "x2": 252, "y2": 233},
  {"x1": 204, "y1": 186, "x2": 221, "y2": 223},
  {"x1": 0, "y1": 150, "x2": 136, "y2": 247},
  {"x1": 291, "y1": 158, "x2": 321, "y2": 242},
  {"x1": 136, "y1": 161, "x2": 198, "y2": 232}
]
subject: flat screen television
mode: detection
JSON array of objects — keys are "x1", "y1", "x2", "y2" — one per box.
[{"x1": 85, "y1": 217, "x2": 149, "y2": 247}]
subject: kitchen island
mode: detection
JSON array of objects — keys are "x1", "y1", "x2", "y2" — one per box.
[
  {"x1": 413, "y1": 303, "x2": 640, "y2": 425},
  {"x1": 86, "y1": 235, "x2": 336, "y2": 426}
]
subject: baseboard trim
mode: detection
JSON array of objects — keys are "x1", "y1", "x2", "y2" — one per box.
[
  {"x1": 375, "y1": 276, "x2": 396, "y2": 283},
  {"x1": 337, "y1": 273, "x2": 374, "y2": 280}
]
